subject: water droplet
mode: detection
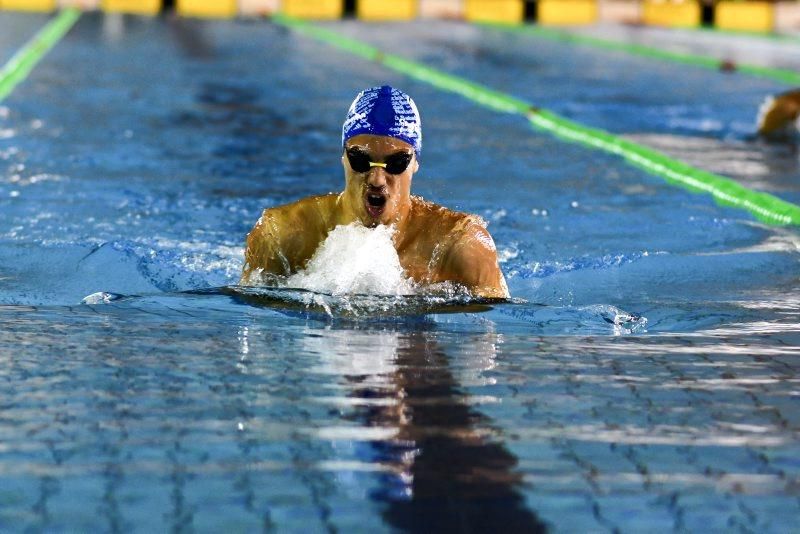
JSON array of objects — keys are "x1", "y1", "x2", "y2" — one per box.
[{"x1": 81, "y1": 292, "x2": 126, "y2": 304}]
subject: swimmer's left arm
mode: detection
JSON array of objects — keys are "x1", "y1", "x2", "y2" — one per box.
[{"x1": 443, "y1": 223, "x2": 509, "y2": 299}]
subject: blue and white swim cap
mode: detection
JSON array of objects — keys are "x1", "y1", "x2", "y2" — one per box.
[{"x1": 342, "y1": 85, "x2": 422, "y2": 156}]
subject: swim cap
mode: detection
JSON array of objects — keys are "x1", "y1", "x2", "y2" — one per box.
[{"x1": 342, "y1": 85, "x2": 422, "y2": 156}]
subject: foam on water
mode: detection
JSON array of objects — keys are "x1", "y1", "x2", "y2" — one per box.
[
  {"x1": 285, "y1": 223, "x2": 415, "y2": 296},
  {"x1": 233, "y1": 224, "x2": 648, "y2": 329}
]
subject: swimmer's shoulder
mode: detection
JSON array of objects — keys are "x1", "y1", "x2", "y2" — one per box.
[
  {"x1": 244, "y1": 194, "x2": 339, "y2": 277},
  {"x1": 410, "y1": 197, "x2": 507, "y2": 297},
  {"x1": 410, "y1": 195, "x2": 489, "y2": 238},
  {"x1": 409, "y1": 195, "x2": 498, "y2": 258},
  {"x1": 247, "y1": 193, "x2": 337, "y2": 253},
  {"x1": 256, "y1": 193, "x2": 339, "y2": 233},
  {"x1": 260, "y1": 193, "x2": 338, "y2": 218},
  {"x1": 776, "y1": 88, "x2": 800, "y2": 101}
]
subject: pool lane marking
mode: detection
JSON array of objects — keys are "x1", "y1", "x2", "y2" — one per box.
[
  {"x1": 479, "y1": 23, "x2": 800, "y2": 86},
  {"x1": 529, "y1": 111, "x2": 798, "y2": 225},
  {"x1": 0, "y1": 8, "x2": 81, "y2": 104},
  {"x1": 273, "y1": 15, "x2": 800, "y2": 226}
]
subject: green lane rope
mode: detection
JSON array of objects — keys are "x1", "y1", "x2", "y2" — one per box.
[
  {"x1": 480, "y1": 22, "x2": 800, "y2": 86},
  {"x1": 529, "y1": 110, "x2": 799, "y2": 224},
  {"x1": 0, "y1": 8, "x2": 81, "y2": 103},
  {"x1": 273, "y1": 15, "x2": 800, "y2": 226}
]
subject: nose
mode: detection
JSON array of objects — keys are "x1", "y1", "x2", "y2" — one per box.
[{"x1": 367, "y1": 166, "x2": 388, "y2": 188}]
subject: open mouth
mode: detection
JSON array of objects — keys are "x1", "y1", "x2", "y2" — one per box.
[{"x1": 365, "y1": 192, "x2": 387, "y2": 218}]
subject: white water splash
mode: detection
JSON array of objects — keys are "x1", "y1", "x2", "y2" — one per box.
[{"x1": 285, "y1": 223, "x2": 415, "y2": 296}]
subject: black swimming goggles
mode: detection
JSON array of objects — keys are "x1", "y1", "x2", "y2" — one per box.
[{"x1": 345, "y1": 147, "x2": 414, "y2": 175}]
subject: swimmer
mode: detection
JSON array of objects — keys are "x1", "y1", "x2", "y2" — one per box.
[
  {"x1": 240, "y1": 85, "x2": 509, "y2": 298},
  {"x1": 757, "y1": 89, "x2": 800, "y2": 138}
]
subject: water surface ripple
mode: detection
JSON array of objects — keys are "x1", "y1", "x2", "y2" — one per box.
[{"x1": 0, "y1": 14, "x2": 798, "y2": 533}]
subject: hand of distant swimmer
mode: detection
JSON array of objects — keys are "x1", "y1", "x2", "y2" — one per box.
[{"x1": 756, "y1": 89, "x2": 800, "y2": 138}]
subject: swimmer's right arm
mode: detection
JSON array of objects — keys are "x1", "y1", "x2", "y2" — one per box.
[
  {"x1": 240, "y1": 209, "x2": 294, "y2": 284},
  {"x1": 240, "y1": 197, "x2": 333, "y2": 285}
]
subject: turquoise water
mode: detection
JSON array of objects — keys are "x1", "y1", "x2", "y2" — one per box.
[{"x1": 0, "y1": 13, "x2": 799, "y2": 532}]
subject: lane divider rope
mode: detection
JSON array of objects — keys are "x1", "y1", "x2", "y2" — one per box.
[
  {"x1": 480, "y1": 22, "x2": 800, "y2": 87},
  {"x1": 273, "y1": 14, "x2": 800, "y2": 226},
  {"x1": 0, "y1": 8, "x2": 81, "y2": 104}
]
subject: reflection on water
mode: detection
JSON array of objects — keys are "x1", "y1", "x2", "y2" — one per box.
[
  {"x1": 309, "y1": 325, "x2": 547, "y2": 532},
  {"x1": 1, "y1": 294, "x2": 799, "y2": 530},
  {"x1": 1, "y1": 12, "x2": 799, "y2": 532}
]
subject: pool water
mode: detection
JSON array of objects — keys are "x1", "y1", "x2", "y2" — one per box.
[{"x1": 0, "y1": 13, "x2": 798, "y2": 532}]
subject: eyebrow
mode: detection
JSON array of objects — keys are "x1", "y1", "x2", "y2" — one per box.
[{"x1": 346, "y1": 147, "x2": 412, "y2": 158}]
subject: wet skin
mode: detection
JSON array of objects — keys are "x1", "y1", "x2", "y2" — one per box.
[
  {"x1": 240, "y1": 134, "x2": 509, "y2": 298},
  {"x1": 757, "y1": 89, "x2": 800, "y2": 136}
]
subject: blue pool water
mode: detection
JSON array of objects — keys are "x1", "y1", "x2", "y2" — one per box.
[{"x1": 0, "y1": 12, "x2": 799, "y2": 532}]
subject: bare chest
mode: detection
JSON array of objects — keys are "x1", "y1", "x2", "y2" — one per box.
[{"x1": 396, "y1": 231, "x2": 450, "y2": 284}]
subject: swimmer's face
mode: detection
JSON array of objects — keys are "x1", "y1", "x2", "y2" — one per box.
[{"x1": 342, "y1": 134, "x2": 419, "y2": 227}]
